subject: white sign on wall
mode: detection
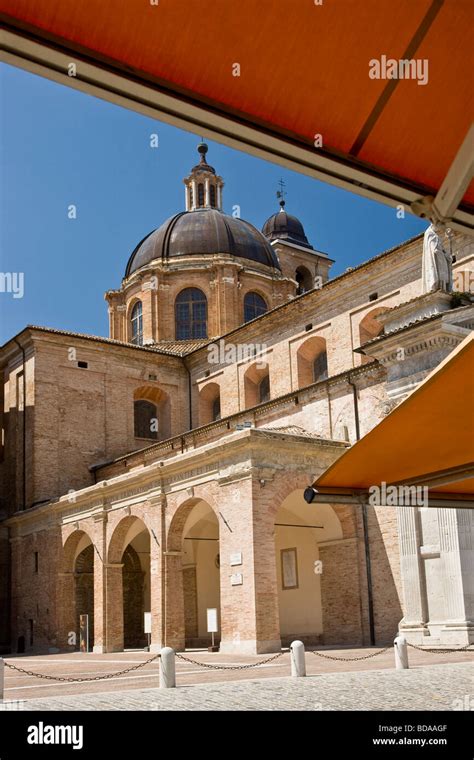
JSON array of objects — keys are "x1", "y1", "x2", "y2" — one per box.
[
  {"x1": 207, "y1": 608, "x2": 218, "y2": 633},
  {"x1": 144, "y1": 612, "x2": 152, "y2": 634},
  {"x1": 231, "y1": 573, "x2": 243, "y2": 586},
  {"x1": 230, "y1": 552, "x2": 242, "y2": 566}
]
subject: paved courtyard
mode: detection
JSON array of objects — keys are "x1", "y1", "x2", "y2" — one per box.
[
  {"x1": 1, "y1": 647, "x2": 472, "y2": 711},
  {"x1": 2, "y1": 663, "x2": 472, "y2": 712}
]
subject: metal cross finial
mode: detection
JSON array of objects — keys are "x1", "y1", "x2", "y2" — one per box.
[{"x1": 276, "y1": 178, "x2": 286, "y2": 208}]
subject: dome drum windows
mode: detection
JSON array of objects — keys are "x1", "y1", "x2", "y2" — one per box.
[
  {"x1": 175, "y1": 288, "x2": 208, "y2": 340},
  {"x1": 130, "y1": 301, "x2": 143, "y2": 346},
  {"x1": 244, "y1": 292, "x2": 268, "y2": 323}
]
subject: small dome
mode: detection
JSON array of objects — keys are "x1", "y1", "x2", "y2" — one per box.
[
  {"x1": 125, "y1": 208, "x2": 281, "y2": 277},
  {"x1": 262, "y1": 206, "x2": 313, "y2": 249}
]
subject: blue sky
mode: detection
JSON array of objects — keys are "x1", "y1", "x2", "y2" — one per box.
[{"x1": 0, "y1": 63, "x2": 427, "y2": 345}]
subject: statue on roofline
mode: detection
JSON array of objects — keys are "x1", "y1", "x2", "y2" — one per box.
[{"x1": 421, "y1": 222, "x2": 453, "y2": 293}]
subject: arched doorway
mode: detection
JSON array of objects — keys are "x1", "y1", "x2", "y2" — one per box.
[
  {"x1": 168, "y1": 499, "x2": 220, "y2": 649},
  {"x1": 274, "y1": 490, "x2": 342, "y2": 646},
  {"x1": 75, "y1": 543, "x2": 94, "y2": 651},
  {"x1": 61, "y1": 530, "x2": 95, "y2": 651},
  {"x1": 107, "y1": 517, "x2": 151, "y2": 650}
]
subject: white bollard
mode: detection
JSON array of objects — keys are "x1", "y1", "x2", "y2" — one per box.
[
  {"x1": 0, "y1": 657, "x2": 4, "y2": 701},
  {"x1": 290, "y1": 640, "x2": 306, "y2": 677},
  {"x1": 159, "y1": 647, "x2": 176, "y2": 688},
  {"x1": 394, "y1": 635, "x2": 409, "y2": 669}
]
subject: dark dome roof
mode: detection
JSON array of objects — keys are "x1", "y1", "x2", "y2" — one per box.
[
  {"x1": 125, "y1": 208, "x2": 281, "y2": 277},
  {"x1": 262, "y1": 207, "x2": 313, "y2": 249}
]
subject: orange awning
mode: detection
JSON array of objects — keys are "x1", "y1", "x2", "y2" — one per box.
[
  {"x1": 310, "y1": 333, "x2": 474, "y2": 505},
  {"x1": 1, "y1": 0, "x2": 473, "y2": 230}
]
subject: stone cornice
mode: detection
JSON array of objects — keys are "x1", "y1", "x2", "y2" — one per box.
[
  {"x1": 365, "y1": 321, "x2": 470, "y2": 366},
  {"x1": 4, "y1": 428, "x2": 347, "y2": 533}
]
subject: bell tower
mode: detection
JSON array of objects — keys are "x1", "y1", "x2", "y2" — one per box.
[{"x1": 184, "y1": 142, "x2": 224, "y2": 211}]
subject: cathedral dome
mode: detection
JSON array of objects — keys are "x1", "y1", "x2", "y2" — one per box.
[
  {"x1": 125, "y1": 208, "x2": 281, "y2": 277},
  {"x1": 262, "y1": 203, "x2": 313, "y2": 249}
]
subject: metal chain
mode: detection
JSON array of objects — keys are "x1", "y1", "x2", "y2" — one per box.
[
  {"x1": 407, "y1": 642, "x2": 474, "y2": 654},
  {"x1": 175, "y1": 651, "x2": 285, "y2": 670},
  {"x1": 310, "y1": 646, "x2": 391, "y2": 661},
  {"x1": 4, "y1": 652, "x2": 161, "y2": 682}
]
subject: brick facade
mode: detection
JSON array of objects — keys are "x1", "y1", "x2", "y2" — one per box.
[{"x1": 1, "y1": 211, "x2": 473, "y2": 655}]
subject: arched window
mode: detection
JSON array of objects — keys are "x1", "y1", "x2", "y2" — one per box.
[
  {"x1": 359, "y1": 308, "x2": 388, "y2": 364},
  {"x1": 259, "y1": 375, "x2": 270, "y2": 403},
  {"x1": 210, "y1": 185, "x2": 216, "y2": 208},
  {"x1": 212, "y1": 396, "x2": 221, "y2": 421},
  {"x1": 197, "y1": 183, "x2": 204, "y2": 207},
  {"x1": 130, "y1": 301, "x2": 143, "y2": 346},
  {"x1": 313, "y1": 351, "x2": 328, "y2": 382},
  {"x1": 295, "y1": 266, "x2": 313, "y2": 295},
  {"x1": 134, "y1": 400, "x2": 158, "y2": 439},
  {"x1": 244, "y1": 292, "x2": 268, "y2": 323},
  {"x1": 175, "y1": 288, "x2": 208, "y2": 340}
]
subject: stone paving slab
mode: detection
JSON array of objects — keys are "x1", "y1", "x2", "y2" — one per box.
[{"x1": 5, "y1": 663, "x2": 472, "y2": 712}]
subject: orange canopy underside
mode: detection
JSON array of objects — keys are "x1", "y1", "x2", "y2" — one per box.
[
  {"x1": 315, "y1": 333, "x2": 474, "y2": 497},
  {"x1": 1, "y1": 0, "x2": 473, "y2": 207}
]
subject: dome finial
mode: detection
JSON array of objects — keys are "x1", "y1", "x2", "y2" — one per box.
[
  {"x1": 276, "y1": 178, "x2": 286, "y2": 210},
  {"x1": 197, "y1": 139, "x2": 209, "y2": 164}
]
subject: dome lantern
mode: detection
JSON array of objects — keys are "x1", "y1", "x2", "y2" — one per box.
[{"x1": 184, "y1": 142, "x2": 224, "y2": 211}]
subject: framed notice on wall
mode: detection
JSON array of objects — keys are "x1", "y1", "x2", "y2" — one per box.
[{"x1": 281, "y1": 548, "x2": 299, "y2": 590}]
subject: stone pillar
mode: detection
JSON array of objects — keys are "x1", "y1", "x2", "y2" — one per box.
[
  {"x1": 105, "y1": 564, "x2": 124, "y2": 652},
  {"x1": 148, "y1": 504, "x2": 165, "y2": 653},
  {"x1": 218, "y1": 476, "x2": 281, "y2": 654},
  {"x1": 92, "y1": 516, "x2": 109, "y2": 653},
  {"x1": 9, "y1": 536, "x2": 22, "y2": 652},
  {"x1": 56, "y1": 572, "x2": 76, "y2": 649},
  {"x1": 397, "y1": 507, "x2": 427, "y2": 640},
  {"x1": 192, "y1": 180, "x2": 197, "y2": 209},
  {"x1": 438, "y1": 508, "x2": 474, "y2": 646},
  {"x1": 163, "y1": 552, "x2": 185, "y2": 650},
  {"x1": 205, "y1": 178, "x2": 210, "y2": 207}
]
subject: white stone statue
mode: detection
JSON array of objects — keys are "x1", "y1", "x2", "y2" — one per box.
[{"x1": 421, "y1": 222, "x2": 453, "y2": 293}]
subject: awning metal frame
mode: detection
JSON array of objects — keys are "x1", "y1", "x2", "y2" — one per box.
[{"x1": 304, "y1": 487, "x2": 474, "y2": 509}]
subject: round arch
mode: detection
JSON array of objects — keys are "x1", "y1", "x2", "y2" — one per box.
[
  {"x1": 358, "y1": 307, "x2": 389, "y2": 363},
  {"x1": 167, "y1": 497, "x2": 221, "y2": 648},
  {"x1": 295, "y1": 266, "x2": 313, "y2": 294},
  {"x1": 274, "y1": 489, "x2": 343, "y2": 646},
  {"x1": 61, "y1": 530, "x2": 95, "y2": 651},
  {"x1": 198, "y1": 382, "x2": 221, "y2": 425},
  {"x1": 107, "y1": 516, "x2": 151, "y2": 650}
]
